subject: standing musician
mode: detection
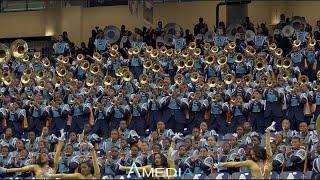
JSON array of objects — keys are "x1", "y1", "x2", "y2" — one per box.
[{"x1": 53, "y1": 35, "x2": 70, "y2": 56}]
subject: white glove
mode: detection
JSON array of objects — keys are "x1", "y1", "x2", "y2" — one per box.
[
  {"x1": 266, "y1": 121, "x2": 276, "y2": 132},
  {"x1": 0, "y1": 167, "x2": 7, "y2": 174},
  {"x1": 118, "y1": 163, "x2": 125, "y2": 171},
  {"x1": 172, "y1": 133, "x2": 183, "y2": 141},
  {"x1": 88, "y1": 143, "x2": 94, "y2": 151},
  {"x1": 59, "y1": 129, "x2": 66, "y2": 141},
  {"x1": 213, "y1": 163, "x2": 220, "y2": 169}
]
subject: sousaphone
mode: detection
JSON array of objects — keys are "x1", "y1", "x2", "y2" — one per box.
[
  {"x1": 103, "y1": 25, "x2": 121, "y2": 44},
  {"x1": 0, "y1": 44, "x2": 11, "y2": 63},
  {"x1": 163, "y1": 34, "x2": 174, "y2": 47},
  {"x1": 11, "y1": 39, "x2": 28, "y2": 58},
  {"x1": 164, "y1": 23, "x2": 183, "y2": 36},
  {"x1": 281, "y1": 25, "x2": 294, "y2": 37},
  {"x1": 245, "y1": 30, "x2": 255, "y2": 42},
  {"x1": 204, "y1": 31, "x2": 215, "y2": 43}
]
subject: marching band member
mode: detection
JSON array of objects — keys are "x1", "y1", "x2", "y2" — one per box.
[
  {"x1": 284, "y1": 135, "x2": 307, "y2": 172},
  {"x1": 248, "y1": 90, "x2": 265, "y2": 133}
]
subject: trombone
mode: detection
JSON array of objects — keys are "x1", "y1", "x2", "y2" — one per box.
[
  {"x1": 217, "y1": 55, "x2": 227, "y2": 65},
  {"x1": 224, "y1": 74, "x2": 234, "y2": 85}
]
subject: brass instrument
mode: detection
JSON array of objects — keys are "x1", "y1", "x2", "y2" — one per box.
[
  {"x1": 21, "y1": 74, "x2": 30, "y2": 84},
  {"x1": 191, "y1": 72, "x2": 199, "y2": 83},
  {"x1": 282, "y1": 69, "x2": 290, "y2": 80},
  {"x1": 185, "y1": 59, "x2": 194, "y2": 68},
  {"x1": 57, "y1": 55, "x2": 64, "y2": 63},
  {"x1": 23, "y1": 68, "x2": 33, "y2": 76},
  {"x1": 245, "y1": 45, "x2": 256, "y2": 56},
  {"x1": 37, "y1": 80, "x2": 45, "y2": 90},
  {"x1": 217, "y1": 55, "x2": 227, "y2": 65},
  {"x1": 90, "y1": 63, "x2": 100, "y2": 75},
  {"x1": 3, "y1": 75, "x2": 12, "y2": 86},
  {"x1": 235, "y1": 53, "x2": 244, "y2": 63},
  {"x1": 22, "y1": 54, "x2": 30, "y2": 62},
  {"x1": 275, "y1": 58, "x2": 283, "y2": 68},
  {"x1": 255, "y1": 58, "x2": 266, "y2": 71},
  {"x1": 269, "y1": 43, "x2": 277, "y2": 51},
  {"x1": 146, "y1": 46, "x2": 153, "y2": 54},
  {"x1": 189, "y1": 92, "x2": 195, "y2": 99},
  {"x1": 211, "y1": 94, "x2": 218, "y2": 102},
  {"x1": 266, "y1": 79, "x2": 273, "y2": 87},
  {"x1": 317, "y1": 71, "x2": 320, "y2": 80},
  {"x1": 122, "y1": 71, "x2": 133, "y2": 81},
  {"x1": 42, "y1": 57, "x2": 50, "y2": 67},
  {"x1": 228, "y1": 42, "x2": 236, "y2": 50},
  {"x1": 210, "y1": 46, "x2": 219, "y2": 53},
  {"x1": 11, "y1": 39, "x2": 28, "y2": 58},
  {"x1": 174, "y1": 73, "x2": 185, "y2": 85},
  {"x1": 224, "y1": 74, "x2": 234, "y2": 85},
  {"x1": 160, "y1": 46, "x2": 167, "y2": 54},
  {"x1": 203, "y1": 43, "x2": 211, "y2": 51},
  {"x1": 298, "y1": 75, "x2": 309, "y2": 84},
  {"x1": 152, "y1": 61, "x2": 161, "y2": 73},
  {"x1": 35, "y1": 70, "x2": 45, "y2": 80},
  {"x1": 111, "y1": 99, "x2": 117, "y2": 106},
  {"x1": 139, "y1": 74, "x2": 149, "y2": 84},
  {"x1": 194, "y1": 48, "x2": 201, "y2": 56},
  {"x1": 166, "y1": 48, "x2": 173, "y2": 57},
  {"x1": 208, "y1": 77, "x2": 218, "y2": 87},
  {"x1": 309, "y1": 39, "x2": 317, "y2": 47},
  {"x1": 231, "y1": 96, "x2": 237, "y2": 104},
  {"x1": 70, "y1": 96, "x2": 79, "y2": 104},
  {"x1": 260, "y1": 74, "x2": 268, "y2": 82},
  {"x1": 103, "y1": 75, "x2": 113, "y2": 86},
  {"x1": 115, "y1": 67, "x2": 124, "y2": 77},
  {"x1": 174, "y1": 48, "x2": 181, "y2": 55},
  {"x1": 80, "y1": 60, "x2": 90, "y2": 71},
  {"x1": 176, "y1": 60, "x2": 185, "y2": 69},
  {"x1": 77, "y1": 54, "x2": 84, "y2": 61},
  {"x1": 236, "y1": 78, "x2": 242, "y2": 84},
  {"x1": 151, "y1": 49, "x2": 159, "y2": 58},
  {"x1": 56, "y1": 65, "x2": 67, "y2": 77},
  {"x1": 156, "y1": 79, "x2": 164, "y2": 89},
  {"x1": 293, "y1": 39, "x2": 301, "y2": 47},
  {"x1": 149, "y1": 94, "x2": 155, "y2": 101},
  {"x1": 0, "y1": 43, "x2": 11, "y2": 63},
  {"x1": 282, "y1": 58, "x2": 292, "y2": 69},
  {"x1": 55, "y1": 77, "x2": 63, "y2": 87},
  {"x1": 82, "y1": 87, "x2": 90, "y2": 95},
  {"x1": 188, "y1": 42, "x2": 197, "y2": 50},
  {"x1": 34, "y1": 52, "x2": 41, "y2": 59},
  {"x1": 275, "y1": 48, "x2": 283, "y2": 56},
  {"x1": 167, "y1": 89, "x2": 174, "y2": 96},
  {"x1": 143, "y1": 59, "x2": 152, "y2": 69},
  {"x1": 205, "y1": 55, "x2": 215, "y2": 64},
  {"x1": 62, "y1": 56, "x2": 69, "y2": 64},
  {"x1": 111, "y1": 44, "x2": 119, "y2": 51},
  {"x1": 110, "y1": 50, "x2": 118, "y2": 57},
  {"x1": 244, "y1": 74, "x2": 253, "y2": 85},
  {"x1": 182, "y1": 49, "x2": 189, "y2": 58},
  {"x1": 93, "y1": 52, "x2": 102, "y2": 62},
  {"x1": 133, "y1": 47, "x2": 140, "y2": 55},
  {"x1": 85, "y1": 76, "x2": 95, "y2": 87}
]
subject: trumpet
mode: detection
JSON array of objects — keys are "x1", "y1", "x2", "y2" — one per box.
[
  {"x1": 182, "y1": 49, "x2": 189, "y2": 58},
  {"x1": 80, "y1": 60, "x2": 90, "y2": 71},
  {"x1": 22, "y1": 54, "x2": 29, "y2": 62},
  {"x1": 217, "y1": 55, "x2": 227, "y2": 65},
  {"x1": 152, "y1": 61, "x2": 161, "y2": 73},
  {"x1": 185, "y1": 59, "x2": 194, "y2": 68},
  {"x1": 110, "y1": 50, "x2": 118, "y2": 57},
  {"x1": 3, "y1": 75, "x2": 12, "y2": 86},
  {"x1": 111, "y1": 99, "x2": 117, "y2": 106},
  {"x1": 231, "y1": 97, "x2": 237, "y2": 104},
  {"x1": 151, "y1": 49, "x2": 159, "y2": 58},
  {"x1": 23, "y1": 68, "x2": 33, "y2": 76},
  {"x1": 143, "y1": 59, "x2": 152, "y2": 69},
  {"x1": 282, "y1": 57, "x2": 291, "y2": 69},
  {"x1": 82, "y1": 87, "x2": 90, "y2": 95},
  {"x1": 149, "y1": 95, "x2": 155, "y2": 101},
  {"x1": 103, "y1": 75, "x2": 113, "y2": 86},
  {"x1": 139, "y1": 74, "x2": 149, "y2": 84},
  {"x1": 293, "y1": 40, "x2": 301, "y2": 47},
  {"x1": 37, "y1": 80, "x2": 45, "y2": 90},
  {"x1": 11, "y1": 39, "x2": 28, "y2": 58},
  {"x1": 77, "y1": 54, "x2": 84, "y2": 61},
  {"x1": 34, "y1": 52, "x2": 41, "y2": 59},
  {"x1": 208, "y1": 77, "x2": 218, "y2": 87},
  {"x1": 93, "y1": 52, "x2": 102, "y2": 62},
  {"x1": 85, "y1": 76, "x2": 95, "y2": 87},
  {"x1": 146, "y1": 46, "x2": 153, "y2": 54},
  {"x1": 133, "y1": 47, "x2": 140, "y2": 55},
  {"x1": 111, "y1": 44, "x2": 119, "y2": 51},
  {"x1": 0, "y1": 43, "x2": 10, "y2": 63},
  {"x1": 90, "y1": 63, "x2": 100, "y2": 75},
  {"x1": 70, "y1": 96, "x2": 79, "y2": 104},
  {"x1": 56, "y1": 65, "x2": 67, "y2": 77},
  {"x1": 266, "y1": 79, "x2": 273, "y2": 87},
  {"x1": 42, "y1": 57, "x2": 50, "y2": 67},
  {"x1": 62, "y1": 56, "x2": 69, "y2": 64},
  {"x1": 275, "y1": 48, "x2": 283, "y2": 56},
  {"x1": 227, "y1": 42, "x2": 236, "y2": 50},
  {"x1": 281, "y1": 69, "x2": 290, "y2": 80},
  {"x1": 275, "y1": 58, "x2": 283, "y2": 68},
  {"x1": 188, "y1": 42, "x2": 196, "y2": 50},
  {"x1": 260, "y1": 74, "x2": 268, "y2": 82},
  {"x1": 269, "y1": 43, "x2": 277, "y2": 51},
  {"x1": 55, "y1": 77, "x2": 63, "y2": 87},
  {"x1": 122, "y1": 71, "x2": 133, "y2": 82},
  {"x1": 167, "y1": 89, "x2": 174, "y2": 96},
  {"x1": 190, "y1": 72, "x2": 200, "y2": 83},
  {"x1": 174, "y1": 73, "x2": 184, "y2": 85},
  {"x1": 166, "y1": 48, "x2": 174, "y2": 57},
  {"x1": 156, "y1": 79, "x2": 164, "y2": 89},
  {"x1": 203, "y1": 43, "x2": 211, "y2": 51},
  {"x1": 21, "y1": 74, "x2": 30, "y2": 84},
  {"x1": 255, "y1": 59, "x2": 266, "y2": 71},
  {"x1": 189, "y1": 92, "x2": 195, "y2": 99},
  {"x1": 211, "y1": 94, "x2": 217, "y2": 102},
  {"x1": 160, "y1": 46, "x2": 167, "y2": 54},
  {"x1": 245, "y1": 46, "x2": 256, "y2": 56},
  {"x1": 194, "y1": 48, "x2": 201, "y2": 56},
  {"x1": 57, "y1": 55, "x2": 64, "y2": 63},
  {"x1": 309, "y1": 39, "x2": 317, "y2": 47},
  {"x1": 224, "y1": 74, "x2": 234, "y2": 85},
  {"x1": 205, "y1": 55, "x2": 215, "y2": 64},
  {"x1": 235, "y1": 53, "x2": 244, "y2": 63},
  {"x1": 174, "y1": 48, "x2": 181, "y2": 55},
  {"x1": 210, "y1": 46, "x2": 219, "y2": 54},
  {"x1": 244, "y1": 74, "x2": 253, "y2": 85},
  {"x1": 298, "y1": 75, "x2": 309, "y2": 84},
  {"x1": 35, "y1": 70, "x2": 45, "y2": 80},
  {"x1": 176, "y1": 60, "x2": 185, "y2": 69}
]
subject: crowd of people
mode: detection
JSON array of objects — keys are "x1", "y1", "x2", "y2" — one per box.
[{"x1": 0, "y1": 14, "x2": 320, "y2": 179}]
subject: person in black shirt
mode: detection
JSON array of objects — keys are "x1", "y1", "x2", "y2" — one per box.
[
  {"x1": 194, "y1": 17, "x2": 208, "y2": 36},
  {"x1": 88, "y1": 29, "x2": 97, "y2": 56},
  {"x1": 260, "y1": 23, "x2": 269, "y2": 37},
  {"x1": 155, "y1": 21, "x2": 164, "y2": 37},
  {"x1": 185, "y1": 29, "x2": 194, "y2": 45},
  {"x1": 76, "y1": 42, "x2": 89, "y2": 56},
  {"x1": 242, "y1": 17, "x2": 255, "y2": 32},
  {"x1": 120, "y1": 25, "x2": 126, "y2": 37}
]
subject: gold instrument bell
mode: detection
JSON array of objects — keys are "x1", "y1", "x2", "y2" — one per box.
[
  {"x1": 255, "y1": 57, "x2": 266, "y2": 71},
  {"x1": 167, "y1": 89, "x2": 174, "y2": 96},
  {"x1": 77, "y1": 54, "x2": 85, "y2": 61},
  {"x1": 156, "y1": 79, "x2": 164, "y2": 89},
  {"x1": 103, "y1": 75, "x2": 113, "y2": 86},
  {"x1": 210, "y1": 46, "x2": 219, "y2": 53},
  {"x1": 90, "y1": 63, "x2": 100, "y2": 75},
  {"x1": 217, "y1": 55, "x2": 227, "y2": 65},
  {"x1": 182, "y1": 49, "x2": 189, "y2": 58},
  {"x1": 282, "y1": 57, "x2": 292, "y2": 69},
  {"x1": 224, "y1": 74, "x2": 234, "y2": 85},
  {"x1": 235, "y1": 53, "x2": 244, "y2": 63},
  {"x1": 62, "y1": 56, "x2": 69, "y2": 64},
  {"x1": 166, "y1": 48, "x2": 174, "y2": 57},
  {"x1": 228, "y1": 42, "x2": 236, "y2": 50},
  {"x1": 37, "y1": 80, "x2": 45, "y2": 90},
  {"x1": 55, "y1": 77, "x2": 63, "y2": 87},
  {"x1": 11, "y1": 39, "x2": 28, "y2": 58},
  {"x1": 298, "y1": 75, "x2": 309, "y2": 84},
  {"x1": 146, "y1": 46, "x2": 153, "y2": 54},
  {"x1": 34, "y1": 52, "x2": 41, "y2": 59},
  {"x1": 269, "y1": 43, "x2": 277, "y2": 51},
  {"x1": 275, "y1": 58, "x2": 283, "y2": 68},
  {"x1": 56, "y1": 65, "x2": 67, "y2": 77},
  {"x1": 0, "y1": 43, "x2": 11, "y2": 63},
  {"x1": 151, "y1": 49, "x2": 159, "y2": 58},
  {"x1": 21, "y1": 74, "x2": 30, "y2": 84},
  {"x1": 111, "y1": 44, "x2": 119, "y2": 51},
  {"x1": 110, "y1": 50, "x2": 118, "y2": 57},
  {"x1": 21, "y1": 54, "x2": 30, "y2": 62},
  {"x1": 275, "y1": 48, "x2": 283, "y2": 56},
  {"x1": 3, "y1": 75, "x2": 13, "y2": 86},
  {"x1": 93, "y1": 52, "x2": 102, "y2": 62},
  {"x1": 152, "y1": 61, "x2": 161, "y2": 73},
  {"x1": 174, "y1": 48, "x2": 181, "y2": 55},
  {"x1": 185, "y1": 59, "x2": 194, "y2": 68},
  {"x1": 309, "y1": 39, "x2": 317, "y2": 47},
  {"x1": 36, "y1": 70, "x2": 45, "y2": 80},
  {"x1": 57, "y1": 55, "x2": 64, "y2": 63},
  {"x1": 194, "y1": 48, "x2": 201, "y2": 56},
  {"x1": 174, "y1": 73, "x2": 185, "y2": 85},
  {"x1": 160, "y1": 46, "x2": 167, "y2": 54},
  {"x1": 282, "y1": 69, "x2": 290, "y2": 80},
  {"x1": 143, "y1": 59, "x2": 152, "y2": 69},
  {"x1": 205, "y1": 55, "x2": 215, "y2": 64},
  {"x1": 317, "y1": 71, "x2": 320, "y2": 80},
  {"x1": 85, "y1": 76, "x2": 95, "y2": 87},
  {"x1": 23, "y1": 68, "x2": 33, "y2": 76},
  {"x1": 42, "y1": 57, "x2": 50, "y2": 67},
  {"x1": 188, "y1": 42, "x2": 197, "y2": 50},
  {"x1": 190, "y1": 72, "x2": 200, "y2": 83},
  {"x1": 139, "y1": 74, "x2": 149, "y2": 84},
  {"x1": 122, "y1": 71, "x2": 133, "y2": 82},
  {"x1": 266, "y1": 78, "x2": 273, "y2": 87},
  {"x1": 293, "y1": 40, "x2": 301, "y2": 47},
  {"x1": 208, "y1": 77, "x2": 218, "y2": 87},
  {"x1": 244, "y1": 74, "x2": 253, "y2": 85},
  {"x1": 80, "y1": 60, "x2": 90, "y2": 71},
  {"x1": 133, "y1": 47, "x2": 140, "y2": 55},
  {"x1": 176, "y1": 60, "x2": 185, "y2": 69},
  {"x1": 203, "y1": 43, "x2": 211, "y2": 51}
]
